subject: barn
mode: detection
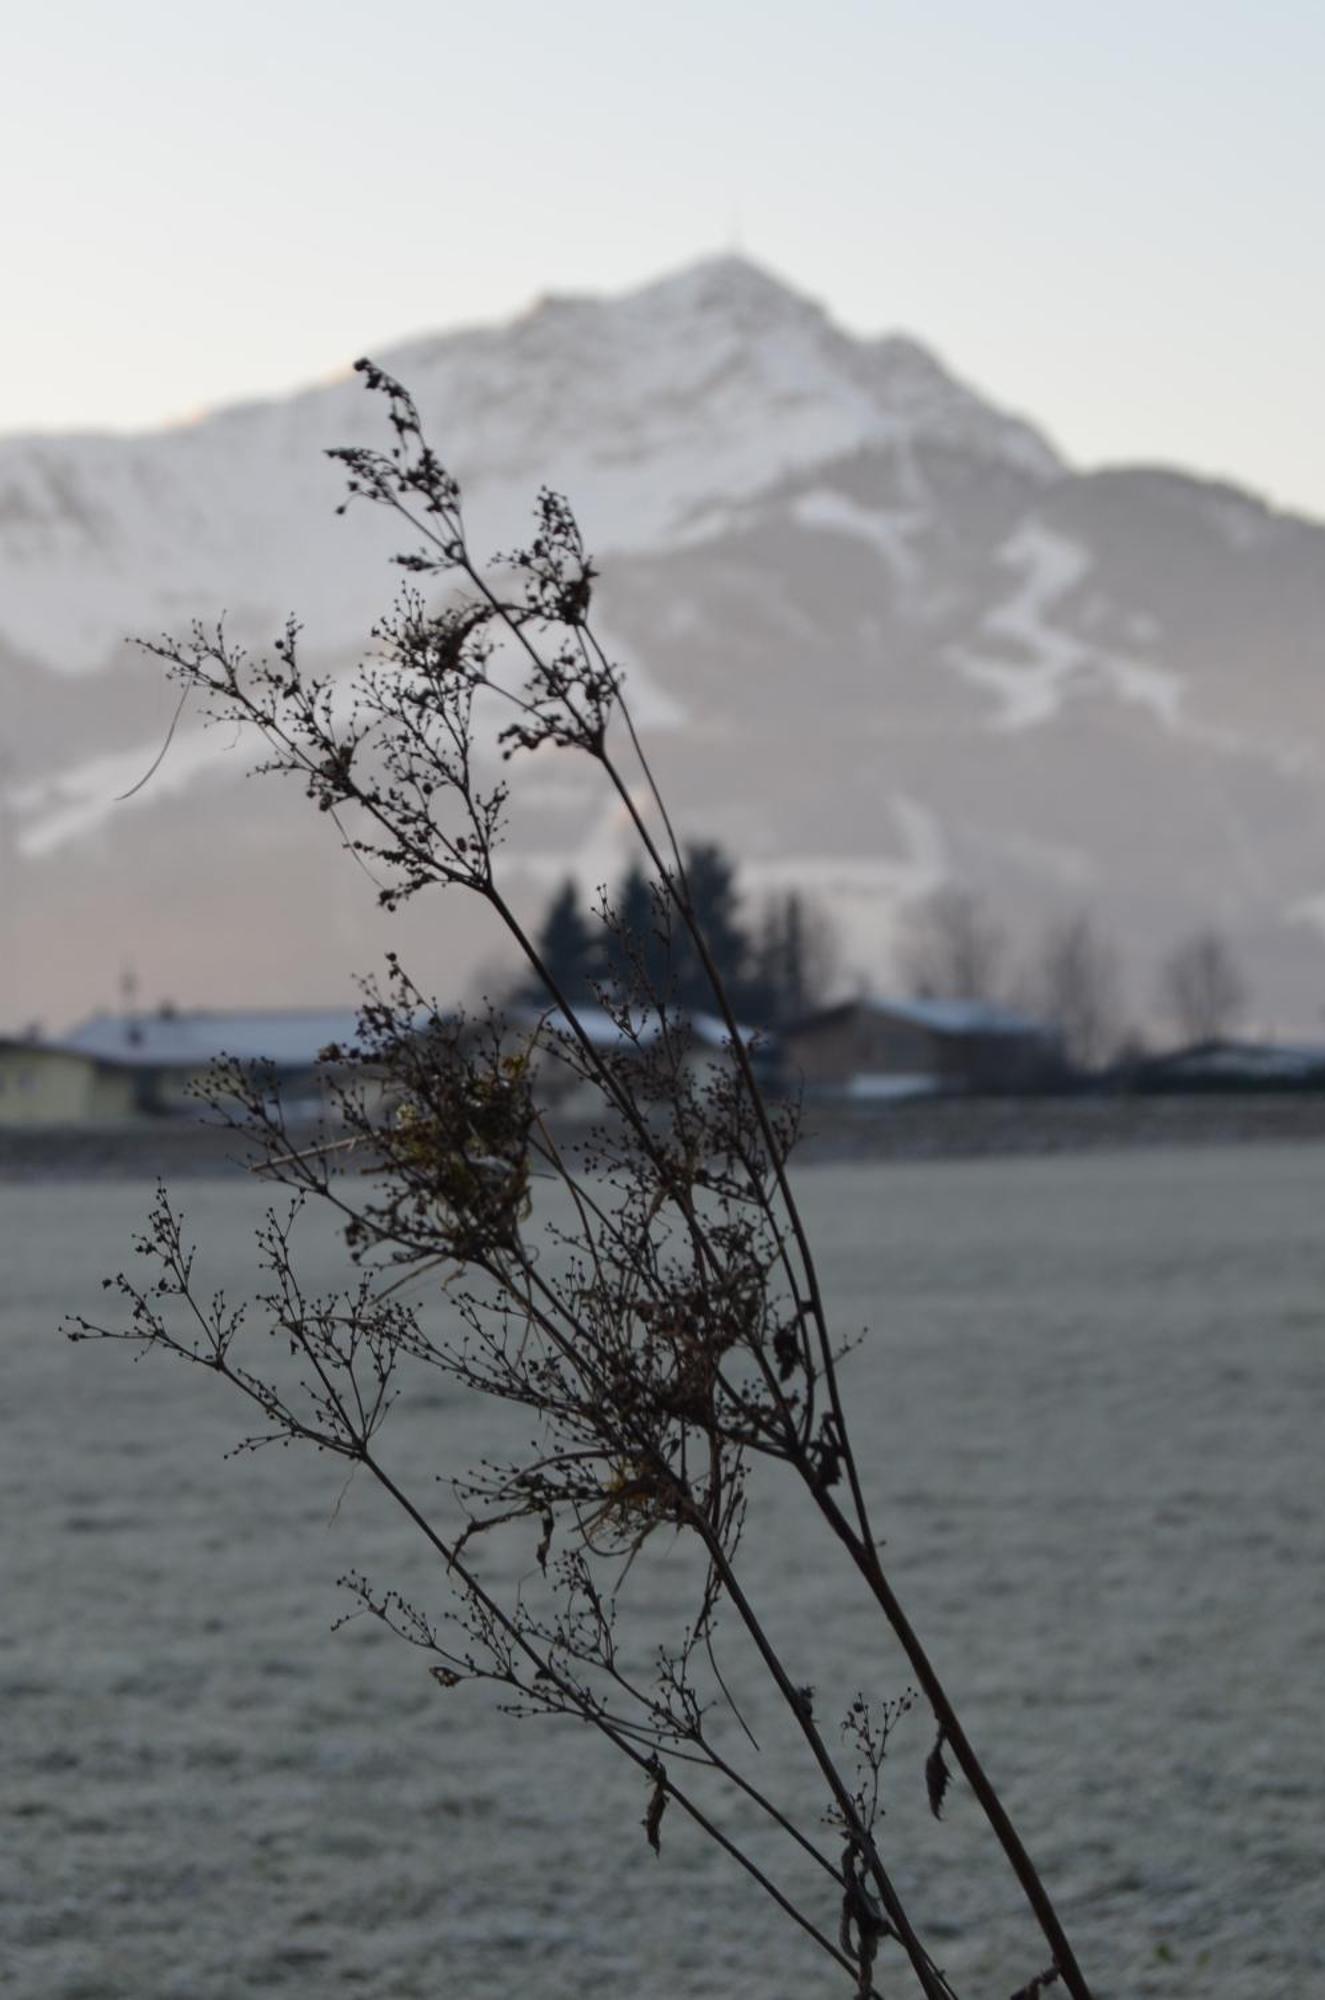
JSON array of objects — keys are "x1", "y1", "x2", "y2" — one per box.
[{"x1": 780, "y1": 996, "x2": 1064, "y2": 1098}]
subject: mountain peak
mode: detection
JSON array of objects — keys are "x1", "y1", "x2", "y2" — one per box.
[
  {"x1": 381, "y1": 250, "x2": 1061, "y2": 498},
  {"x1": 625, "y1": 251, "x2": 822, "y2": 317},
  {"x1": 516, "y1": 254, "x2": 821, "y2": 330},
  {"x1": 0, "y1": 250, "x2": 1065, "y2": 681}
]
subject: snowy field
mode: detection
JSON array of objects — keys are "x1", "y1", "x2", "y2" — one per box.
[{"x1": 3, "y1": 1147, "x2": 1322, "y2": 1999}]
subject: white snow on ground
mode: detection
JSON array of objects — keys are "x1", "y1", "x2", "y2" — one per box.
[
  {"x1": 11, "y1": 1155, "x2": 1325, "y2": 1999},
  {"x1": 947, "y1": 520, "x2": 1184, "y2": 732}
]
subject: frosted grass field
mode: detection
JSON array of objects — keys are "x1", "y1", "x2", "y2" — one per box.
[{"x1": 3, "y1": 1146, "x2": 1322, "y2": 1998}]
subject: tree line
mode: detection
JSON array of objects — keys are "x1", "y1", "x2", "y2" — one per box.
[
  {"x1": 522, "y1": 841, "x2": 836, "y2": 1027},
  {"x1": 525, "y1": 860, "x2": 1255, "y2": 1067},
  {"x1": 897, "y1": 885, "x2": 1252, "y2": 1066}
]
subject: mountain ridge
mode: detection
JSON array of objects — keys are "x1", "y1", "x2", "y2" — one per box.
[{"x1": 2, "y1": 255, "x2": 1323, "y2": 1031}]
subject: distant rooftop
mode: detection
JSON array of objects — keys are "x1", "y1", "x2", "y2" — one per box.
[
  {"x1": 791, "y1": 995, "x2": 1054, "y2": 1039},
  {"x1": 1139, "y1": 1039, "x2": 1325, "y2": 1081},
  {"x1": 60, "y1": 1009, "x2": 365, "y2": 1070},
  {"x1": 512, "y1": 1005, "x2": 758, "y2": 1052},
  {"x1": 882, "y1": 995, "x2": 1051, "y2": 1037}
]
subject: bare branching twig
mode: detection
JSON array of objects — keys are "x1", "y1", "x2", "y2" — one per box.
[{"x1": 72, "y1": 362, "x2": 1094, "y2": 2000}]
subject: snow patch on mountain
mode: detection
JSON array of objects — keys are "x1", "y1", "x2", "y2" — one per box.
[
  {"x1": 1103, "y1": 659, "x2": 1183, "y2": 728},
  {"x1": 590, "y1": 624, "x2": 687, "y2": 731},
  {"x1": 8, "y1": 610, "x2": 686, "y2": 861},
  {"x1": 790, "y1": 489, "x2": 921, "y2": 581},
  {"x1": 947, "y1": 520, "x2": 1184, "y2": 731},
  {"x1": 13, "y1": 725, "x2": 236, "y2": 858},
  {"x1": 739, "y1": 795, "x2": 952, "y2": 983},
  {"x1": 969, "y1": 824, "x2": 1097, "y2": 892},
  {"x1": 947, "y1": 522, "x2": 1092, "y2": 727}
]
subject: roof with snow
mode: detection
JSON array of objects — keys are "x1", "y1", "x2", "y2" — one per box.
[
  {"x1": 788, "y1": 996, "x2": 1054, "y2": 1040},
  {"x1": 60, "y1": 1009, "x2": 365, "y2": 1070},
  {"x1": 1137, "y1": 1039, "x2": 1325, "y2": 1083},
  {"x1": 883, "y1": 996, "x2": 1054, "y2": 1037},
  {"x1": 512, "y1": 1005, "x2": 758, "y2": 1052}
]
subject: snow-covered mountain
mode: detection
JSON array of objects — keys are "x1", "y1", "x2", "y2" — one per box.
[{"x1": 3, "y1": 255, "x2": 1323, "y2": 1030}]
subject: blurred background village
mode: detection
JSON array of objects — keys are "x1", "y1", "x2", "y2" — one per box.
[{"x1": 5, "y1": 840, "x2": 1324, "y2": 1160}]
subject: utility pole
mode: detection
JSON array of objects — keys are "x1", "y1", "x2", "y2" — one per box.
[{"x1": 119, "y1": 963, "x2": 142, "y2": 1046}]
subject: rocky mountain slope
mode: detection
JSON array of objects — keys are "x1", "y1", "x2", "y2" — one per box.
[{"x1": 3, "y1": 256, "x2": 1322, "y2": 1030}]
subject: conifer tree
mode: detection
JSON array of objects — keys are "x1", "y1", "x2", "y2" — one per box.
[
  {"x1": 529, "y1": 877, "x2": 596, "y2": 1002},
  {"x1": 674, "y1": 841, "x2": 753, "y2": 1015},
  {"x1": 754, "y1": 890, "x2": 810, "y2": 1025},
  {"x1": 605, "y1": 861, "x2": 673, "y2": 1000}
]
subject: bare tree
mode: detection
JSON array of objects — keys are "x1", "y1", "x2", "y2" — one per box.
[
  {"x1": 1162, "y1": 928, "x2": 1249, "y2": 1044},
  {"x1": 897, "y1": 885, "x2": 1005, "y2": 1003},
  {"x1": 1032, "y1": 912, "x2": 1123, "y2": 1071},
  {"x1": 70, "y1": 363, "x2": 1095, "y2": 2000}
]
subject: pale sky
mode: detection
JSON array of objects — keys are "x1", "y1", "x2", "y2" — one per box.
[{"x1": 3, "y1": 0, "x2": 1322, "y2": 516}]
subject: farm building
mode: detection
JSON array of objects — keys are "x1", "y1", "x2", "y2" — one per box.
[
  {"x1": 1127, "y1": 1039, "x2": 1325, "y2": 1093},
  {"x1": 781, "y1": 996, "x2": 1064, "y2": 1098},
  {"x1": 0, "y1": 1038, "x2": 141, "y2": 1127},
  {"x1": 62, "y1": 1007, "x2": 368, "y2": 1116},
  {"x1": 506, "y1": 1004, "x2": 763, "y2": 1118}
]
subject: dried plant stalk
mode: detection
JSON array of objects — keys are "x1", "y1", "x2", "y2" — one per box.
[{"x1": 72, "y1": 363, "x2": 1094, "y2": 2000}]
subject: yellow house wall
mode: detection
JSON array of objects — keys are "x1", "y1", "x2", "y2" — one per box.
[{"x1": 0, "y1": 1048, "x2": 140, "y2": 1126}]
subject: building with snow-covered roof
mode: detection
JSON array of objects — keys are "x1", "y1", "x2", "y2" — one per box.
[
  {"x1": 63, "y1": 1007, "x2": 364, "y2": 1068},
  {"x1": 0, "y1": 1036, "x2": 141, "y2": 1127},
  {"x1": 505, "y1": 1003, "x2": 764, "y2": 1118},
  {"x1": 56, "y1": 1007, "x2": 367, "y2": 1118},
  {"x1": 782, "y1": 996, "x2": 1064, "y2": 1098},
  {"x1": 1128, "y1": 1039, "x2": 1325, "y2": 1094},
  {"x1": 510, "y1": 1005, "x2": 759, "y2": 1053}
]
